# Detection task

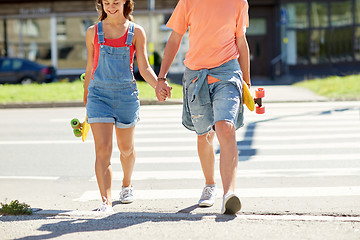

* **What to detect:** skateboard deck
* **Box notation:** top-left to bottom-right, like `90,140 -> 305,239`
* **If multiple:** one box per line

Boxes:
70,73 -> 90,142
71,116 -> 90,142
242,82 -> 265,114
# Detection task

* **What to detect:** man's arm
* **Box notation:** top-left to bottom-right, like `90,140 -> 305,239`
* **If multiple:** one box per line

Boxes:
155,31 -> 183,101
236,34 -> 251,88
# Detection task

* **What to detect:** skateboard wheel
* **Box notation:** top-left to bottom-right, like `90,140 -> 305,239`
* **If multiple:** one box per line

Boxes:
80,73 -> 85,81
73,129 -> 82,137
71,118 -> 81,129
255,88 -> 265,98
256,105 -> 265,114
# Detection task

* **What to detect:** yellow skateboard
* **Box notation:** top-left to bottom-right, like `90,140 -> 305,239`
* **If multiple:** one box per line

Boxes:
243,82 -> 265,114
70,73 -> 90,142
71,116 -> 90,142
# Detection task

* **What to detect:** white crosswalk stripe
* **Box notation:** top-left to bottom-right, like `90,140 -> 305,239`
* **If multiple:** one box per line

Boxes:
75,102 -> 360,202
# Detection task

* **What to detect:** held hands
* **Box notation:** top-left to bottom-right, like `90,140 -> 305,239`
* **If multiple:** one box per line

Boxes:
155,78 -> 172,102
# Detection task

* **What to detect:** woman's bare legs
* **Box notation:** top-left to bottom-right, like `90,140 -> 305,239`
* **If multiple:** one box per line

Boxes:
115,126 -> 136,188
91,123 -> 114,205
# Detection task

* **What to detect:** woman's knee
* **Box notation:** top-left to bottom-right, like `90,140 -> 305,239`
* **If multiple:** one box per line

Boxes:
95,141 -> 113,160
118,143 -> 135,158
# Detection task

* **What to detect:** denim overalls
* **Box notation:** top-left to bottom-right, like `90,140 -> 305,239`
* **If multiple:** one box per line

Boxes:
87,21 -> 140,128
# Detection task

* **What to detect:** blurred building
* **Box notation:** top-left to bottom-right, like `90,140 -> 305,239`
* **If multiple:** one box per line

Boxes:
0,0 -> 359,80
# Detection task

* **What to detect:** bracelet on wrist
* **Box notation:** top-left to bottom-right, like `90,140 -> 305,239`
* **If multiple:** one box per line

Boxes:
157,77 -> 167,81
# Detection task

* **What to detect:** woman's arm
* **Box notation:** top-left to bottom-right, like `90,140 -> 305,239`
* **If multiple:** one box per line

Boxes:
133,25 -> 158,89
83,26 -> 95,106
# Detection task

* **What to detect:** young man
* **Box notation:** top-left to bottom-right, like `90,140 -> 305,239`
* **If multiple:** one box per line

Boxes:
156,0 -> 251,214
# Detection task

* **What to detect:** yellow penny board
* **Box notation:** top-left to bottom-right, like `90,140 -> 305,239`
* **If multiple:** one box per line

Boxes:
82,116 -> 90,142
242,82 -> 255,111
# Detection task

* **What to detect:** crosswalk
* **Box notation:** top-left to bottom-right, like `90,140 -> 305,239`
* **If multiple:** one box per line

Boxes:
75,102 -> 360,203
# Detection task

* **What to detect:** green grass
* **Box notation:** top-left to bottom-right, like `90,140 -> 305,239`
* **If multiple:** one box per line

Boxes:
0,79 -> 183,104
0,200 -> 32,215
294,74 -> 360,101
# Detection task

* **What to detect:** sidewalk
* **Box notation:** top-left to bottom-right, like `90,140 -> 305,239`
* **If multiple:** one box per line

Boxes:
0,85 -> 327,109
254,85 -> 328,103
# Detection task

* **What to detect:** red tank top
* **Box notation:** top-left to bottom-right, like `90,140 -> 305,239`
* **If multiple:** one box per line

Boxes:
92,24 -> 136,78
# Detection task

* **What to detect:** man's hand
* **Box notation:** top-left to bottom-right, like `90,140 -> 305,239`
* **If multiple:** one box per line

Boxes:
155,79 -> 172,102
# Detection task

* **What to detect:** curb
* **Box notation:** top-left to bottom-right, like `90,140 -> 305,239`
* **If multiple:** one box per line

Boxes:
0,99 -> 183,109
32,209 -> 360,222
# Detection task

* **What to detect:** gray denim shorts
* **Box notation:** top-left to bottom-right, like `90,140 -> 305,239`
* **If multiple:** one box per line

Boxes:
184,80 -> 242,135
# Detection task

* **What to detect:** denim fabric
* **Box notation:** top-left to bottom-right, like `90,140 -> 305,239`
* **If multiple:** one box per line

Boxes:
182,59 -> 244,135
87,21 -> 139,128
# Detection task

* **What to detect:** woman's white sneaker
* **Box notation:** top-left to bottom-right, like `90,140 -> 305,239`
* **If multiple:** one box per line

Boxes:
96,198 -> 114,213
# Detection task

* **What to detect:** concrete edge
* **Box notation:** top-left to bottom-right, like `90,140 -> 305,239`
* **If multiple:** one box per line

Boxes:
31,209 -> 360,222
0,98 -> 346,109
0,99 -> 184,109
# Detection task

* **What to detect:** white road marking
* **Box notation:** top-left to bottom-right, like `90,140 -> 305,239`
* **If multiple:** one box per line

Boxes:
109,153 -> 360,164
90,168 -> 360,181
1,134 -> 358,145
74,186 -> 360,202
111,142 -> 359,152
0,176 -> 59,180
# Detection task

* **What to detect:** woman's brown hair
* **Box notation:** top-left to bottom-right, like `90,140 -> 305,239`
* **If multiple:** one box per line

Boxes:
96,0 -> 134,21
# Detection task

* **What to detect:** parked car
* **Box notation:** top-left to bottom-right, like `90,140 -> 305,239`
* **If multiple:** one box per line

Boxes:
0,57 -> 57,84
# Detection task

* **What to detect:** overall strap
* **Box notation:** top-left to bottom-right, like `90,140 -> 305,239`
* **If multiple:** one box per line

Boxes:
97,21 -> 105,44
125,22 -> 135,46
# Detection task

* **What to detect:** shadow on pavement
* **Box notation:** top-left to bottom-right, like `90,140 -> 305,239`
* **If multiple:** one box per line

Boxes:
0,209 -> 237,240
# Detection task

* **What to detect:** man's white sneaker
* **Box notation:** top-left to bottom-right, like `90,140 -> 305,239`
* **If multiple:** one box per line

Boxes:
221,192 -> 241,215
198,185 -> 216,207
120,186 -> 134,204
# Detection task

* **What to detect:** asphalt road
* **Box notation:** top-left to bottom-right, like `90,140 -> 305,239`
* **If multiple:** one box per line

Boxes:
0,102 -> 360,239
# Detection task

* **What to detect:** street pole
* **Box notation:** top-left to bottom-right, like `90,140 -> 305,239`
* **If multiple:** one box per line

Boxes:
148,0 -> 155,67
3,19 -> 8,57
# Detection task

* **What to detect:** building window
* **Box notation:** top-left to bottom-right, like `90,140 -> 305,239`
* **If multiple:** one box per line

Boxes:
310,29 -> 329,64
57,18 -> 67,41
311,2 -> 328,27
286,30 -> 308,65
329,27 -> 353,62
283,3 -> 309,65
355,27 -> 360,61
282,0 -> 359,66
330,1 -> 352,27
57,16 -> 97,69
247,18 -> 267,36
6,18 -> 51,65
287,3 -> 308,29
356,0 -> 360,24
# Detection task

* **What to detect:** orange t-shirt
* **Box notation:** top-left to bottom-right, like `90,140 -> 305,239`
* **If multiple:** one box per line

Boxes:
167,0 -> 249,83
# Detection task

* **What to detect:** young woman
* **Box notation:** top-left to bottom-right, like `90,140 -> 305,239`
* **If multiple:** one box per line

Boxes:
84,0 -> 165,212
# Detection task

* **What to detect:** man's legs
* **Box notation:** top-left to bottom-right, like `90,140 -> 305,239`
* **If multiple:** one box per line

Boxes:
214,120 -> 238,195
215,120 -> 241,214
197,131 -> 217,207
197,131 -> 216,185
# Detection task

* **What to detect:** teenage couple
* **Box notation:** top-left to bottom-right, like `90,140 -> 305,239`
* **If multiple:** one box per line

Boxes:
84,0 -> 251,215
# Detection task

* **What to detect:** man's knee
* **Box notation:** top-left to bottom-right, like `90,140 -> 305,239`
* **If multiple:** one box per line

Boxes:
215,120 -> 235,136
197,131 -> 215,145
